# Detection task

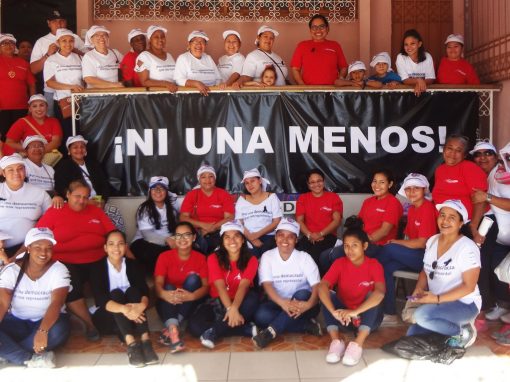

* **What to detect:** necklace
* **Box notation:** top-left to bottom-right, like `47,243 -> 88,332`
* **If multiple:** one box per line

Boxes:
1,56 -> 16,78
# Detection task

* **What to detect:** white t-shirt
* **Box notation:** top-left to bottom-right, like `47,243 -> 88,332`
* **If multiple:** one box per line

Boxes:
0,261 -> 70,321
235,193 -> 282,235
242,49 -> 288,86
396,52 -> 436,81
258,247 -> 320,299
43,52 -> 83,100
24,158 -> 55,192
174,51 -> 222,87
132,205 -> 173,245
31,32 -> 86,93
423,234 -> 481,310
217,53 -> 245,82
0,183 -> 52,248
82,48 -> 124,87
487,165 -> 510,245
135,51 -> 176,82
107,258 -> 130,292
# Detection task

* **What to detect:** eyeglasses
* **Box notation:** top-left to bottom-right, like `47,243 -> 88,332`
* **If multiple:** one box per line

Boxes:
310,24 -> 327,31
429,261 -> 438,280
472,150 -> 495,158
173,232 -> 193,240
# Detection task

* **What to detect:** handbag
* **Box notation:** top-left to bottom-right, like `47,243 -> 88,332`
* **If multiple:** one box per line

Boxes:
22,118 -> 63,167
58,97 -> 72,119
401,299 -> 420,324
494,251 -> 510,284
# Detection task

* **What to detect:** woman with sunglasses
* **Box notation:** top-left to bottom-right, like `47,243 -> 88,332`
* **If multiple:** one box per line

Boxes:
470,141 -> 510,335
154,222 -> 208,353
407,199 -> 481,348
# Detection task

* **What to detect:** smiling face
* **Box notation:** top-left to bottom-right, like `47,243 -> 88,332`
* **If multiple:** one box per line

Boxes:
224,34 -> 240,56
29,100 -> 48,120
189,37 -> 206,58
403,36 -> 422,59
222,230 -> 244,255
104,231 -> 127,262
199,171 -> 216,193
404,186 -> 426,205
437,206 -> 463,236
445,42 -> 463,61
472,150 -> 498,174
0,39 -> 16,57
371,172 -> 392,199
91,31 -> 109,50
261,69 -> 276,86
26,141 -> 46,164
130,34 -> 147,54
343,234 -> 368,266
57,35 -> 75,55
257,31 -> 275,53
149,30 -> 166,51
307,173 -> 325,196
275,229 -> 297,256
3,163 -> 25,190
443,137 -> 466,166
174,224 -> 195,252
68,141 -> 87,164
150,185 -> 167,205
28,239 -> 54,266
309,18 -> 328,42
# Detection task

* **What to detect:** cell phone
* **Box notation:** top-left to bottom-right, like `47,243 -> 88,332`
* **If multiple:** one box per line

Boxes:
406,295 -> 417,301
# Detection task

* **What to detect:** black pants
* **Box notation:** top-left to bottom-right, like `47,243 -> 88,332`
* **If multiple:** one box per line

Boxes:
130,238 -> 168,274
92,287 -> 149,340
0,109 -> 27,141
297,234 -> 338,270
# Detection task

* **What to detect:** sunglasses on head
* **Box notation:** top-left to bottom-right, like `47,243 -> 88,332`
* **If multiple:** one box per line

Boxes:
429,261 -> 438,280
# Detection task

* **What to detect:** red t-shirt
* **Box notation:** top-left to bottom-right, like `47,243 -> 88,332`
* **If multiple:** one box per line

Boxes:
36,204 -> 116,264
358,194 -> 403,245
180,187 -> 235,223
436,58 -> 480,85
207,253 -> 258,299
120,51 -> 143,87
0,56 -> 35,110
432,160 -> 487,219
4,116 -> 62,155
323,256 -> 385,310
290,40 -> 348,85
295,191 -> 343,234
154,249 -> 207,288
405,199 -> 438,239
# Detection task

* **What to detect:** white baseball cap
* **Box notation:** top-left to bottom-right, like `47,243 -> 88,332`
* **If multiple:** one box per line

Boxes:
255,25 -> 279,45
24,227 -> 57,247
398,173 -> 430,198
445,34 -> 464,45
241,168 -> 270,191
66,135 -> 88,149
223,30 -> 241,41
0,153 -> 25,169
28,94 -> 47,105
127,28 -> 146,43
370,52 -> 392,69
149,176 -> 169,190
436,199 -> 468,222
0,33 -> 16,45
85,25 -> 110,48
348,61 -> 367,75
0,232 -> 13,241
147,25 -> 167,40
196,164 -> 216,180
22,135 -> 48,150
188,30 -> 209,42
276,218 -> 300,236
469,141 -> 497,155
220,220 -> 245,236
55,28 -> 77,40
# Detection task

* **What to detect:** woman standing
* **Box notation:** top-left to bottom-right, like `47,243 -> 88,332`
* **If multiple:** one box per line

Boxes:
179,164 -> 234,254
237,26 -> 288,87
130,176 -> 178,274
235,168 -> 282,257
407,200 -> 481,348
154,222 -> 209,353
174,31 -> 222,96
0,227 -> 70,368
296,168 -> 343,266
437,34 -> 480,85
135,25 -> 177,92
0,33 -> 35,143
217,30 -> 245,86
82,25 -> 124,88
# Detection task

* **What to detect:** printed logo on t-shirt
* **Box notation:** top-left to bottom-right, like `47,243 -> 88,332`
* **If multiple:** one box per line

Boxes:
210,204 -> 222,209
359,281 -> 374,288
88,219 -> 101,224
414,221 -> 421,226
320,206 -> 332,212
445,179 -> 459,184
376,208 -> 385,213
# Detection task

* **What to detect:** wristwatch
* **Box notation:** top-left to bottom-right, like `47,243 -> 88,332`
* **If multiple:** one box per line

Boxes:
486,193 -> 493,203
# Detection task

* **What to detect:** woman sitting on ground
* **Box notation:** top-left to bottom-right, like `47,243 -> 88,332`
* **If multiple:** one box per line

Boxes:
189,221 -> 259,349
407,199 -> 481,349
90,230 -> 158,367
252,218 -> 322,349
154,222 -> 209,353
130,176 -> 178,274
0,227 -> 70,368
318,224 -> 385,366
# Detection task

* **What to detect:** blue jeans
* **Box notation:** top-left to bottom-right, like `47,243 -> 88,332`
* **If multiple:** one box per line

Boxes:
319,243 -> 381,275
407,301 -> 479,336
321,292 -> 383,334
157,273 -> 202,327
254,289 -> 319,335
248,234 -> 276,258
377,243 -> 424,315
0,313 -> 70,365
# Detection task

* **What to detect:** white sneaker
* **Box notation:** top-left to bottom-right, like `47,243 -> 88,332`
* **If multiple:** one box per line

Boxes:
326,339 -> 345,364
501,312 -> 510,324
485,305 -> 509,321
342,342 -> 363,366
24,351 -> 56,368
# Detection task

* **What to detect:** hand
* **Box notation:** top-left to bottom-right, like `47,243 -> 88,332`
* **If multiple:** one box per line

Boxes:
175,288 -> 194,302
332,309 -> 357,326
33,330 -> 49,354
414,291 -> 437,304
287,299 -> 309,318
309,232 -> 323,243
195,81 -> 210,96
47,43 -> 59,57
351,80 -> 364,89
162,289 -> 181,305
166,82 -> 178,93
123,303 -> 146,322
223,306 -> 245,327
231,81 -> 242,90
200,222 -> 217,235
385,81 -> 398,89
250,238 -> 263,248
165,236 -> 176,249
471,189 -> 487,204
413,78 -> 427,97
471,230 -> 486,248
217,82 -> 227,90
69,85 -> 84,92
51,196 -> 64,209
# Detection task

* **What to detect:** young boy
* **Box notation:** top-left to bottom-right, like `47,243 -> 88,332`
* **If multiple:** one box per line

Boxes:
367,52 -> 402,89
334,61 -> 369,89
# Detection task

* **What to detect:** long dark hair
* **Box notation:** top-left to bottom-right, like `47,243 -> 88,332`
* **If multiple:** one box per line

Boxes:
372,168 -> 397,194
215,231 -> 252,272
400,29 -> 427,63
136,189 -> 177,233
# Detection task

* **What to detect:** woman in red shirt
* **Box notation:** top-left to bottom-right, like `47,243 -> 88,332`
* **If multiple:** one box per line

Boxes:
154,222 -> 209,353
188,221 -> 259,348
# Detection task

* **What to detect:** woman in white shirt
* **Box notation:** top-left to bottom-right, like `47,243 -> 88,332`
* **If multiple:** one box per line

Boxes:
235,168 -> 282,257
82,25 -> 124,89
395,29 -> 435,97
174,30 -> 222,96
0,228 -> 70,367
407,200 -> 481,348
135,25 -> 177,93
217,30 -> 245,86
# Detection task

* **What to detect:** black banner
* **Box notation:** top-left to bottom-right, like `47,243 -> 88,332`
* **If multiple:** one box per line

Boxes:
78,91 -> 478,196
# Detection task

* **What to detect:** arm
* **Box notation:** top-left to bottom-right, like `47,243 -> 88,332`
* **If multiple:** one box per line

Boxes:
176,277 -> 209,302
45,77 -> 84,92
388,237 -> 427,249
225,72 -> 241,87
216,278 -> 251,327
245,217 -> 281,241
30,44 -> 59,74
351,282 -> 385,316
235,75 -> 254,88
4,138 -> 23,153
105,295 -> 149,323
472,189 -> 510,211
184,80 -> 210,96
137,68 -> 177,92
83,76 -> 124,88
291,67 -> 305,85
210,212 -> 234,233
0,288 -> 13,322
469,201 -> 487,245
368,221 -> 394,243
365,80 -> 383,89
154,275 -> 180,305
411,270 -> 429,296
45,135 -> 62,153
179,211 -> 213,233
